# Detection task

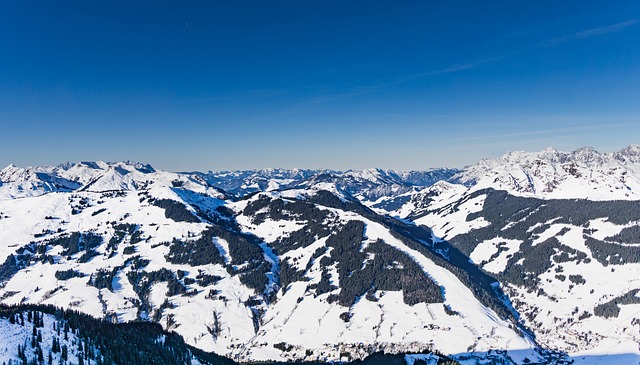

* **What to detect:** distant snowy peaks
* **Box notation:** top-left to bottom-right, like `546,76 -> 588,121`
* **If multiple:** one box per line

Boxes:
458,145 -> 640,200
345,168 -> 401,184
0,163 -> 36,182
614,144 -> 640,163
0,161 -> 167,200
487,145 -> 639,167
61,160 -> 155,173
2,145 -> 639,201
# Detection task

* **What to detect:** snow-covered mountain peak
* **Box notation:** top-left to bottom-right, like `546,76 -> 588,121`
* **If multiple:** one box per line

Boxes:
570,146 -> 604,166
614,144 -> 640,163
68,161 -> 108,170
455,145 -> 640,200
0,163 -> 36,182
55,160 -> 155,174
343,168 -> 401,185
425,180 -> 464,194
1,163 -> 18,171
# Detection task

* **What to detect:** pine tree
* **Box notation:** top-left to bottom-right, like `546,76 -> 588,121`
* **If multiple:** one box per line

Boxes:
61,345 -> 67,362
51,337 -> 59,353
37,345 -> 44,363
17,345 -> 24,360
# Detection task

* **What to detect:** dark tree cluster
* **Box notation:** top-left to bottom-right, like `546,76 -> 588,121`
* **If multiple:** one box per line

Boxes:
222,228 -> 270,293
69,195 -> 92,215
606,225 -> 640,244
313,269 -> 337,297
91,208 -> 107,216
122,246 -> 136,255
439,189 -> 640,288
584,235 -> 640,266
195,271 -> 223,287
498,237 -> 588,289
90,267 -> 124,291
127,269 -> 187,318
0,303 -> 235,365
47,232 -> 102,257
594,289 -> 640,319
449,189 -> 640,257
151,199 -> 200,223
164,221 -> 272,294
126,255 -> 150,270
0,253 -> 24,284
314,220 -> 443,307
78,249 -> 100,263
106,223 -> 141,253
164,227 -> 225,266
243,194 -> 332,232
278,260 -> 307,293
54,269 -> 85,281
568,274 -> 586,285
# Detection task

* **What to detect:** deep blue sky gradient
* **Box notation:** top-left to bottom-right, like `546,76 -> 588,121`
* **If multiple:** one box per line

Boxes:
1,1 -> 639,170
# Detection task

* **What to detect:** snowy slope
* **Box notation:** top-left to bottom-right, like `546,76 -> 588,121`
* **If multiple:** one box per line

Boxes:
408,187 -> 640,361
2,145 -> 640,364
0,310 -> 83,365
0,178 -> 541,363
0,305 -> 223,365
226,191 -> 538,362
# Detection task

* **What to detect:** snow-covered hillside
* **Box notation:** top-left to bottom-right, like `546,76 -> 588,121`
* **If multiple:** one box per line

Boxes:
0,178 -> 540,362
2,145 -> 640,364
406,187 -> 640,362
0,305 -> 227,365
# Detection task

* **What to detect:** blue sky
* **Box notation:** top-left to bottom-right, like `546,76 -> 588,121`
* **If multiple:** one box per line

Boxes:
1,1 -> 639,171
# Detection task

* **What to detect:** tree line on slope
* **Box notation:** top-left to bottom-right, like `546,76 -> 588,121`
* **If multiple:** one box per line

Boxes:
0,303 -> 234,365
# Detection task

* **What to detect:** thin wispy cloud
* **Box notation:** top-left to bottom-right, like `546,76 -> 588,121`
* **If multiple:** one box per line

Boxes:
446,119 -> 640,143
413,19 -> 640,79
287,19 -> 639,109
540,19 -> 640,47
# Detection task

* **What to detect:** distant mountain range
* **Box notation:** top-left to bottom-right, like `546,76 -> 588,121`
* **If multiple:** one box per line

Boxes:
1,145 -> 639,364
